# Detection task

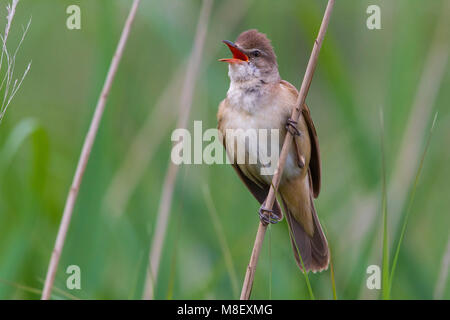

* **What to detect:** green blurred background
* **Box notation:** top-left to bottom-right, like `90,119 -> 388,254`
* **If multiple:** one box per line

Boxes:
0,0 -> 449,299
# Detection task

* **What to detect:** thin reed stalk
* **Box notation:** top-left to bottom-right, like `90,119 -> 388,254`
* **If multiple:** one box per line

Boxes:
239,0 -> 335,300
41,0 -> 141,300
142,0 -> 213,300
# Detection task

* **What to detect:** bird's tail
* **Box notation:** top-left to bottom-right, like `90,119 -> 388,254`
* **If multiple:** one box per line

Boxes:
281,195 -> 329,272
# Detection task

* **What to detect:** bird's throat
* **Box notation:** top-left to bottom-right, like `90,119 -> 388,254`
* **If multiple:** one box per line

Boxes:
226,78 -> 267,114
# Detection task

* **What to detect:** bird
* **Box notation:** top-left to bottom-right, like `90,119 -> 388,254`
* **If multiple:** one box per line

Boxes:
217,29 -> 329,272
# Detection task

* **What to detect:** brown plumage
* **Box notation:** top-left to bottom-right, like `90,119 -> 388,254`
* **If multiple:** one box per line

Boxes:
235,29 -> 277,65
217,29 -> 329,272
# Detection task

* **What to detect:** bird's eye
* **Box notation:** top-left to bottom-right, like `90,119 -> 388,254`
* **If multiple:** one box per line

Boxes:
252,50 -> 261,57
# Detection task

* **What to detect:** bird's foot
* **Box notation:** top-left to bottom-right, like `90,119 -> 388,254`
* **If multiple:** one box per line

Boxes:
286,118 -> 301,136
258,205 -> 280,225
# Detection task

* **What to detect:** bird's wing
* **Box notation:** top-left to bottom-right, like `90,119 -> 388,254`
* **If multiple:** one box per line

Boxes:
302,103 -> 321,198
279,80 -> 321,198
234,165 -> 284,221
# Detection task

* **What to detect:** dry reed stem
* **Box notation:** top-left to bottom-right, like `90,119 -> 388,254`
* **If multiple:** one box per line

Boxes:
102,0 -> 254,218
240,0 -> 335,300
142,0 -> 213,300
41,0 -> 141,300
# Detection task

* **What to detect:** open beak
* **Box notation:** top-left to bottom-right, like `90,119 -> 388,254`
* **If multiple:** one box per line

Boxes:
219,40 -> 248,64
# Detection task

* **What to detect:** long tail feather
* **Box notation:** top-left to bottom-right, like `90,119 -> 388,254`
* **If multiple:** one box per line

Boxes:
282,195 -> 329,272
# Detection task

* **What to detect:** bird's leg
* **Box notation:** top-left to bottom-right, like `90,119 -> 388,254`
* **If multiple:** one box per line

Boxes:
259,204 -> 280,225
286,118 -> 305,168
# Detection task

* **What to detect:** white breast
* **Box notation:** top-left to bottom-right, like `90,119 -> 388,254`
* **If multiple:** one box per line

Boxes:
222,82 -> 301,184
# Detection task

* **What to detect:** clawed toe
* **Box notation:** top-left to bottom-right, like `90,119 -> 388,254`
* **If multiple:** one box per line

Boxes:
286,118 -> 301,136
258,206 -> 280,225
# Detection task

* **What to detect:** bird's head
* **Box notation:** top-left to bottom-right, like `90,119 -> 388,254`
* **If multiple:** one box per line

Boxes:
220,29 -> 280,83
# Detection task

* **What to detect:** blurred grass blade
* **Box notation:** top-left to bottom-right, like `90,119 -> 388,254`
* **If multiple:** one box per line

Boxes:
380,109 -> 390,300
0,117 -> 49,198
389,112 -> 438,292
166,234 -> 179,300
0,277 -> 80,300
285,211 -> 315,300
45,284 -> 81,300
434,234 -> 450,299
330,253 -> 337,300
342,216 -> 378,299
0,278 -> 41,298
322,223 -> 337,299
167,172 -> 187,300
202,184 -> 239,299
128,252 -> 144,300
0,118 -> 40,168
